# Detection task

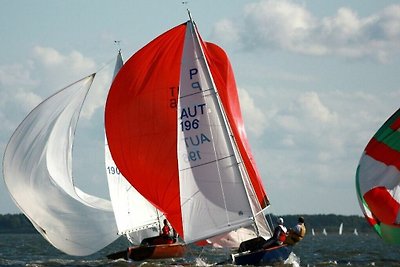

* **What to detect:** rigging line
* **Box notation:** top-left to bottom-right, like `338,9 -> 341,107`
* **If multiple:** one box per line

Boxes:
179,87 -> 213,99
96,55 -> 117,75
267,213 -> 275,231
93,44 -> 123,76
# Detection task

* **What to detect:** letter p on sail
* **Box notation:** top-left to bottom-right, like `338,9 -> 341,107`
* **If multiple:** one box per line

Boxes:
189,68 -> 198,79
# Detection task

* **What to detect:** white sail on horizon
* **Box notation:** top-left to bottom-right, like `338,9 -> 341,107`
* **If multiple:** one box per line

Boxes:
323,228 -> 328,236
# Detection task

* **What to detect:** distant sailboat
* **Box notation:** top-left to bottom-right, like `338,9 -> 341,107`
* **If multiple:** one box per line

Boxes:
339,223 -> 343,235
354,228 -> 359,236
323,228 -> 328,236
311,228 -> 315,236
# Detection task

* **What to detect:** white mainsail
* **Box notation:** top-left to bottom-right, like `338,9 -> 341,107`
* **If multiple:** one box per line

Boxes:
105,51 -> 161,244
177,17 -> 271,244
3,74 -> 119,256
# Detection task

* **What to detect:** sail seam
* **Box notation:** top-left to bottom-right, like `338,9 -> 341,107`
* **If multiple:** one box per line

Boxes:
179,87 -> 214,99
178,154 -> 236,171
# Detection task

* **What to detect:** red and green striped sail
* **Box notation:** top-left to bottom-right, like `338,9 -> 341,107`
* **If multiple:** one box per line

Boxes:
356,108 -> 400,243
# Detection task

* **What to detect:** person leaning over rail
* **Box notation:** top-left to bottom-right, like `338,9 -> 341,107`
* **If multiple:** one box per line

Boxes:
262,217 -> 288,249
284,216 -> 306,245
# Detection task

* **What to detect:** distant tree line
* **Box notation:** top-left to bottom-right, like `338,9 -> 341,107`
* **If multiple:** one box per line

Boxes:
267,214 -> 373,235
0,214 -> 36,234
0,213 -> 373,235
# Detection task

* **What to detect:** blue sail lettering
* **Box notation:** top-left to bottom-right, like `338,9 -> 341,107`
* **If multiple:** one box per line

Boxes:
189,68 -> 198,79
200,133 -> 210,144
192,81 -> 201,90
180,104 -> 206,119
189,68 -> 202,90
184,133 -> 211,148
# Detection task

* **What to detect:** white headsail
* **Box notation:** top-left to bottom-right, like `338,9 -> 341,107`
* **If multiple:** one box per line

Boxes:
3,74 -> 118,256
105,51 -> 162,244
177,18 -> 270,244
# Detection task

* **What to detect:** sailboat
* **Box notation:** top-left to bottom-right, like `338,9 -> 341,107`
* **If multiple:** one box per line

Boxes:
105,11 -> 292,265
356,107 -> 400,244
2,50 -> 184,260
353,228 -> 359,236
322,228 -> 328,236
105,52 -> 186,261
339,223 -> 343,235
311,228 -> 315,236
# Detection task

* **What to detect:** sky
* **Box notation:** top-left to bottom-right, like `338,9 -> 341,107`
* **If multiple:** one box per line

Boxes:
1,0 -> 400,217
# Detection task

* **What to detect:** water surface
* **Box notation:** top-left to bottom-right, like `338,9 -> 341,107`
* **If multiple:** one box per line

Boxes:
1,233 -> 399,266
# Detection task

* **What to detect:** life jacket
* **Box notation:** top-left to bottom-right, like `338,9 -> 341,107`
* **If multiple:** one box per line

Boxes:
298,224 -> 306,239
278,225 -> 287,243
162,225 -> 170,236
291,224 -> 306,242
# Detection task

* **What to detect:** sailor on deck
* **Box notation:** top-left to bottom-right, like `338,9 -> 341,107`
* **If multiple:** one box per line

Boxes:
284,216 -> 306,245
161,219 -> 171,237
262,217 -> 287,249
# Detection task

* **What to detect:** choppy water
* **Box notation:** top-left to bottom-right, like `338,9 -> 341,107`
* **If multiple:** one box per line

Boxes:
1,233 -> 400,266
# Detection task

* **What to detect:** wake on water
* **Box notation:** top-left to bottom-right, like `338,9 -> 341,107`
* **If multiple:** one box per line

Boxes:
285,252 -> 301,267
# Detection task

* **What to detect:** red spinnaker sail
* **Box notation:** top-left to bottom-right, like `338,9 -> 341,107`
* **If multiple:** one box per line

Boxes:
105,22 -> 268,237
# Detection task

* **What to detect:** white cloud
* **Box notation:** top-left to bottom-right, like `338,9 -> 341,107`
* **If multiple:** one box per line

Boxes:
0,47 -> 116,212
213,19 -> 240,44
33,46 -> 65,66
0,46 -> 111,146
212,0 -> 400,62
32,46 -> 97,80
14,90 -> 42,112
269,91 -> 337,136
243,0 -> 315,52
0,46 -> 111,131
239,87 -> 268,137
379,5 -> 400,40
0,64 -> 37,88
297,91 -> 337,123
30,46 -> 110,120
240,83 -> 399,214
